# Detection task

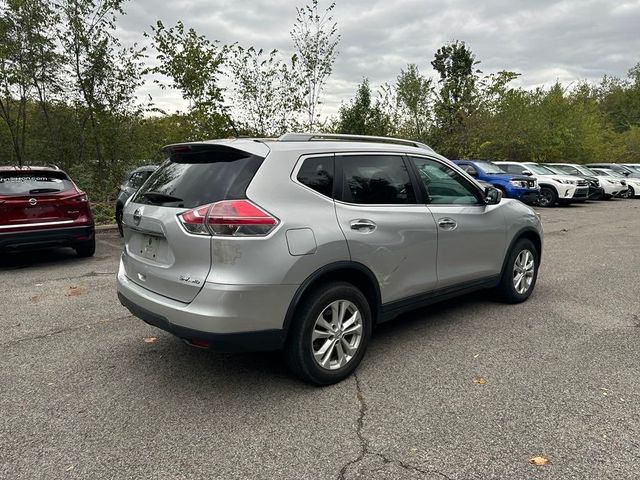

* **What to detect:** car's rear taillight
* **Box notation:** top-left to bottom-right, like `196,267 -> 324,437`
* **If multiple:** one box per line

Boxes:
64,192 -> 88,203
178,200 -> 278,237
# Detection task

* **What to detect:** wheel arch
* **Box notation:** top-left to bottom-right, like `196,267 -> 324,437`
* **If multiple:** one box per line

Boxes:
283,261 -> 381,339
501,227 -> 543,276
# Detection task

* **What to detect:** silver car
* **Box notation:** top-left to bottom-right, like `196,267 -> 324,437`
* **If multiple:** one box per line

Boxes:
117,134 -> 543,385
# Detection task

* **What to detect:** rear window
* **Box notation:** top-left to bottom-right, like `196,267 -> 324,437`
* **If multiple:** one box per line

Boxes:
132,146 -> 264,208
0,171 -> 74,196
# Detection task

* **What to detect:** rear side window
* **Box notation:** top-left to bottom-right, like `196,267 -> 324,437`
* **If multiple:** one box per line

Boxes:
133,146 -> 264,208
0,171 -> 74,196
339,155 -> 416,204
127,171 -> 150,190
297,156 -> 334,197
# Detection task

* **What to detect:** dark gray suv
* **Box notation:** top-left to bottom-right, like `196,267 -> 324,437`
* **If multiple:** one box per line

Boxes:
117,134 -> 543,384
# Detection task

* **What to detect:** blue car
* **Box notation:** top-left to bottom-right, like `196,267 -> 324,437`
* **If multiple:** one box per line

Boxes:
454,160 -> 540,205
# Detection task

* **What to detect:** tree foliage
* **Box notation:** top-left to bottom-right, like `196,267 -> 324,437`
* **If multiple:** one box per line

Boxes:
290,0 -> 340,130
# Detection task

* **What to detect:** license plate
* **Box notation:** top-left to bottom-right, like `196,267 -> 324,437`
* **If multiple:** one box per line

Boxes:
140,235 -> 160,260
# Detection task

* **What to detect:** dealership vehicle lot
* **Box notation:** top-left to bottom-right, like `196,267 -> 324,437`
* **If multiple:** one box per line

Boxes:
1,201 -> 640,479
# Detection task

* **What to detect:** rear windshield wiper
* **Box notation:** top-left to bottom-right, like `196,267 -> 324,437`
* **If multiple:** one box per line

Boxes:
140,191 -> 184,204
29,188 -> 61,194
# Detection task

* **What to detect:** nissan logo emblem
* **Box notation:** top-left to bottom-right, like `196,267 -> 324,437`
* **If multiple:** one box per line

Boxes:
29,198 -> 37,206
133,208 -> 142,226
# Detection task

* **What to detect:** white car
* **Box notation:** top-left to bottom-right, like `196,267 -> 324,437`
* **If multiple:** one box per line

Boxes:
591,168 -> 640,198
495,161 -> 589,207
548,163 -> 624,199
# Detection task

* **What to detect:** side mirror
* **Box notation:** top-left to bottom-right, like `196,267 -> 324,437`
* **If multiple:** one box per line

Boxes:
522,170 -> 533,176
485,187 -> 502,205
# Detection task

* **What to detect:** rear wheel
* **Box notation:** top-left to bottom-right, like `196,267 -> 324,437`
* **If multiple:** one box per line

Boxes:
116,207 -> 124,237
75,238 -> 96,258
538,187 -> 557,207
494,239 -> 539,304
285,282 -> 372,385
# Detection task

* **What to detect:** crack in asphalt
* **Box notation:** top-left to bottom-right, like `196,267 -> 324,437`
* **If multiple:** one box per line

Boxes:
337,374 -> 454,480
1,314 -> 133,347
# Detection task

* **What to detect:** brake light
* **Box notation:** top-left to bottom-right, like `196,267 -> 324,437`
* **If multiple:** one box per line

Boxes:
178,200 -> 278,236
64,193 -> 88,203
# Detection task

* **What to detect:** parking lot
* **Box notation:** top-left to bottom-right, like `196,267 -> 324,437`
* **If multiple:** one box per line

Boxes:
1,199 -> 639,480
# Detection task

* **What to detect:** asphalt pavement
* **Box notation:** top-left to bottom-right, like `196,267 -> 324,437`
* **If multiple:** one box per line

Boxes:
1,199 -> 639,480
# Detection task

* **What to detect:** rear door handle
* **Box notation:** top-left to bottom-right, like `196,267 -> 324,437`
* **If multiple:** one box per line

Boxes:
350,219 -> 376,232
437,217 -> 457,231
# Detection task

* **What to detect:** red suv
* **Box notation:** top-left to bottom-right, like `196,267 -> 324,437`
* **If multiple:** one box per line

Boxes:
0,166 -> 95,256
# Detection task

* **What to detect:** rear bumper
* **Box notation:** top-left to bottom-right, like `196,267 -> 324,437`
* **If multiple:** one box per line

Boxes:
116,259 -> 297,351
0,224 -> 94,251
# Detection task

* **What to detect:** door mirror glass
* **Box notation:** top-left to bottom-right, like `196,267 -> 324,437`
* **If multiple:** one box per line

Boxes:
485,187 -> 502,205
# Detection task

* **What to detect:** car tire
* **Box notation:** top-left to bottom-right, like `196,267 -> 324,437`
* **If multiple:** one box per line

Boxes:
285,282 -> 372,386
75,238 -> 96,258
538,187 -> 557,207
494,238 -> 539,304
116,207 -> 124,237
628,186 -> 635,198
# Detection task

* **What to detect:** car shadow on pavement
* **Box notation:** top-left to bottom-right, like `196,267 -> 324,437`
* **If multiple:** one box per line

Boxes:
115,292 -> 494,392
0,247 -> 83,270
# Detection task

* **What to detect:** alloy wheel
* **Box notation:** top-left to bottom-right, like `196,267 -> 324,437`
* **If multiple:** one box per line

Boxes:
513,249 -> 535,294
311,300 -> 363,370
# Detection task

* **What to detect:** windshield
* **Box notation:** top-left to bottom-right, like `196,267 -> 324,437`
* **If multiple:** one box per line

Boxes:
544,165 -> 570,175
625,165 -> 640,173
475,161 -> 507,174
527,164 -> 556,175
604,170 -> 626,178
576,165 -> 599,176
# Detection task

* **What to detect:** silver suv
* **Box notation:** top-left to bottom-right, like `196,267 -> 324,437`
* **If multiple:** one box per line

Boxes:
117,134 -> 543,385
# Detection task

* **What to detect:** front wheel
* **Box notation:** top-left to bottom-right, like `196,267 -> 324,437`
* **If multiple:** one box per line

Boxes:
285,282 -> 372,385
628,186 -> 635,198
538,187 -> 557,207
494,239 -> 539,304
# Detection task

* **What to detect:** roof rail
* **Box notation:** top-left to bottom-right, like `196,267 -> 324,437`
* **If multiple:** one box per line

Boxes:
278,133 -> 433,151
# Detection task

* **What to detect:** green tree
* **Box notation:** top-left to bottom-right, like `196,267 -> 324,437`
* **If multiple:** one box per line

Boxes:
290,0 -> 340,130
335,79 -> 394,136
58,0 -> 146,193
0,0 -> 61,166
396,64 -> 432,139
430,40 -> 481,157
148,20 -> 229,138
229,47 -> 303,136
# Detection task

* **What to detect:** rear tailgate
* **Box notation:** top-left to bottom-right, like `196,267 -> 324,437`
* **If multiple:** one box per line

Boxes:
121,141 -> 269,304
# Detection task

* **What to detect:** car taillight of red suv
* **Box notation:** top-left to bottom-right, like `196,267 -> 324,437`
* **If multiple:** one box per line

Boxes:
0,166 -> 95,257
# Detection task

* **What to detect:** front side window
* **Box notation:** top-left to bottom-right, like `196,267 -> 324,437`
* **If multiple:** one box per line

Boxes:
411,157 -> 481,205
339,155 -> 415,204
297,156 -> 334,198
127,171 -> 148,189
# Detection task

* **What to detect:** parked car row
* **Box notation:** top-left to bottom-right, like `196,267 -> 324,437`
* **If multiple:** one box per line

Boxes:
453,159 -> 640,207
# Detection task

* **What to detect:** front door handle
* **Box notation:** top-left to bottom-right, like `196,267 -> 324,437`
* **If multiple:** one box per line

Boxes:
437,217 -> 457,231
350,219 -> 376,233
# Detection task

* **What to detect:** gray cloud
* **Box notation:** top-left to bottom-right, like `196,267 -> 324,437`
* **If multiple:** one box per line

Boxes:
116,0 -> 640,116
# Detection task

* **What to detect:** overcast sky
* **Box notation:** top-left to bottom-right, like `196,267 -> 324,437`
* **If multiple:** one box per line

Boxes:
117,0 -> 640,117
